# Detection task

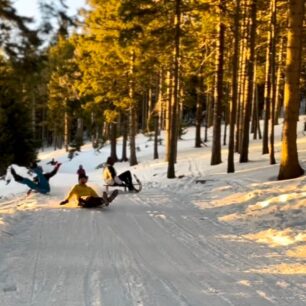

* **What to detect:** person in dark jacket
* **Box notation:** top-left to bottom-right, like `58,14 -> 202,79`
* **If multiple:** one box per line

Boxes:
103,157 -> 135,191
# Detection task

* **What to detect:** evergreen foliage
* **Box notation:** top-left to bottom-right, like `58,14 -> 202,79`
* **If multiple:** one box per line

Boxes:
0,81 -> 36,175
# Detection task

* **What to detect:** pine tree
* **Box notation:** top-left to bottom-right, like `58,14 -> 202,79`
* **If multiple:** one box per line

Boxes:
278,0 -> 304,180
211,0 -> 226,166
0,60 -> 36,174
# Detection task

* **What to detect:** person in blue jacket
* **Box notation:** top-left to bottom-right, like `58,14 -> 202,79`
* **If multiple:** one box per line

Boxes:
10,162 -> 52,194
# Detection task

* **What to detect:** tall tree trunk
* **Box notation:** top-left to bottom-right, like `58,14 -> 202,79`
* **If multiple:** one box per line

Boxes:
64,108 -> 69,152
110,123 -> 118,161
240,0 -> 257,162
207,86 -> 214,127
158,69 -> 166,131
31,91 -> 36,140
269,0 -> 277,165
236,5 -> 248,153
278,0 -> 304,180
211,0 -> 225,166
195,76 -> 204,147
227,0 -> 240,173
41,105 -> 46,151
121,114 -> 128,161
153,115 -> 159,159
262,3 -> 272,155
253,83 -> 262,140
167,0 -> 181,178
129,51 -> 138,166
275,37 -> 285,124
142,92 -> 148,132
204,93 -> 209,143
144,86 -> 152,132
75,117 -> 84,150
223,108 -> 228,146
251,58 -> 257,136
165,68 -> 173,162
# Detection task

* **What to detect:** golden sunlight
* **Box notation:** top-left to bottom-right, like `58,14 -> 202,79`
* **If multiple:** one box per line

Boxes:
246,263 -> 306,275
287,246 -> 306,258
243,228 -> 306,248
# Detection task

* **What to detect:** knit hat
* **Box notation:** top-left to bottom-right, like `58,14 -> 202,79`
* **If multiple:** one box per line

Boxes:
78,173 -> 88,180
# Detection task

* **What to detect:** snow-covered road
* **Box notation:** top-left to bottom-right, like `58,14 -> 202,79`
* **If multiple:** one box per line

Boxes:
1,189 -> 305,306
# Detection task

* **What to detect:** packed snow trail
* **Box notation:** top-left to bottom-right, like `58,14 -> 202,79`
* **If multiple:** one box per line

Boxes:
0,190 -> 305,306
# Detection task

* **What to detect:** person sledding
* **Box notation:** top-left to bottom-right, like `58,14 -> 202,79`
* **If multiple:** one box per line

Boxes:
59,173 -> 119,208
10,161 -> 60,195
103,157 -> 136,192
31,161 -> 61,182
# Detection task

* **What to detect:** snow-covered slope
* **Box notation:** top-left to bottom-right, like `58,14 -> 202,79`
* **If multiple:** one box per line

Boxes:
0,124 -> 305,305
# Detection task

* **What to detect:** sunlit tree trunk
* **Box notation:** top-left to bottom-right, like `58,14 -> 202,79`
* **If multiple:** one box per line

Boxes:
167,0 -> 181,178
278,0 -> 304,180
211,0 -> 225,165
269,0 -> 277,165
252,77 -> 262,140
165,68 -> 173,162
262,1 -> 272,155
240,0 -> 257,162
227,0 -> 240,173
235,4 -> 247,153
251,58 -> 257,136
129,51 -> 138,166
275,37 -> 285,124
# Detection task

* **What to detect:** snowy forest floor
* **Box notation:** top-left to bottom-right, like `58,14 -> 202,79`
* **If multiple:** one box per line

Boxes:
0,124 -> 305,306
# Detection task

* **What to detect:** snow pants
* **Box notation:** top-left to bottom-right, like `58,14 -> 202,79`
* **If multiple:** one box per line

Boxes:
78,197 -> 105,208
118,171 -> 134,191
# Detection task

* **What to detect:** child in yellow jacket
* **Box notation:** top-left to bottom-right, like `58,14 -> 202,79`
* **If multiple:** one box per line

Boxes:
60,174 -> 118,207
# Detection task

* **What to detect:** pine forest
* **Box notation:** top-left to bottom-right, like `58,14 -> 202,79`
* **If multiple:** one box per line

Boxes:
0,0 -> 305,180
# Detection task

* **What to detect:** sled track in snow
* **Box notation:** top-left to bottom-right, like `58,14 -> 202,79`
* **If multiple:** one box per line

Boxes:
132,190 -> 306,305
0,191 -> 305,306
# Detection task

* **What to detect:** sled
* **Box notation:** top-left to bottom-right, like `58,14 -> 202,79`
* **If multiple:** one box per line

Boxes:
104,174 -> 142,193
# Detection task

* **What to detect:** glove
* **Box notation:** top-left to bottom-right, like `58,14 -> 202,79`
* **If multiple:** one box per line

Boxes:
60,199 -> 68,205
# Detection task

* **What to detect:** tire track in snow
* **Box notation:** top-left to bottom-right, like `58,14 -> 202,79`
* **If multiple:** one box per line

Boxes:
108,194 -> 237,306
1,191 -> 305,306
132,191 -> 305,305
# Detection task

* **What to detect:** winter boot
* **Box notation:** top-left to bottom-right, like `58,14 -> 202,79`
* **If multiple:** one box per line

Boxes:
108,189 -> 119,203
78,198 -> 86,207
102,191 -> 109,206
10,167 -> 23,182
